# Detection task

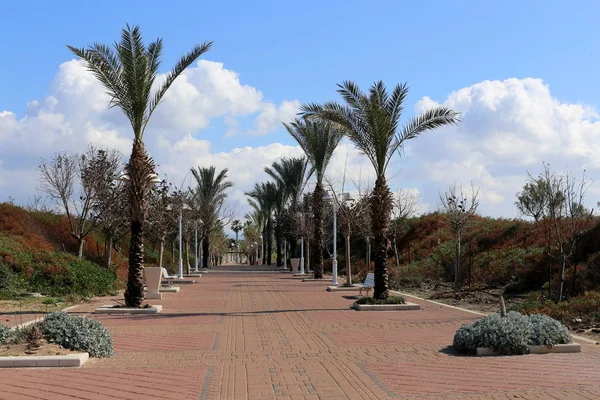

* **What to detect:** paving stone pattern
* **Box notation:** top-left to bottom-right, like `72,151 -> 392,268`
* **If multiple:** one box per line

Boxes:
1,266 -> 600,399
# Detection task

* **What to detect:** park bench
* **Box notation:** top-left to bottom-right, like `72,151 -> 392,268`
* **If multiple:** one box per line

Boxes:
355,272 -> 375,296
161,267 -> 178,286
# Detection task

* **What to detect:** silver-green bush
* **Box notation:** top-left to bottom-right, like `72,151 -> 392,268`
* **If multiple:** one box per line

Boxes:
42,312 -> 114,358
0,323 -> 10,344
454,311 -> 573,355
528,314 -> 572,346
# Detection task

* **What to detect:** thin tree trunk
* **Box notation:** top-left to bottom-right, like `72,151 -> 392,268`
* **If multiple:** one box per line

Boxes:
312,182 -> 325,278
171,240 -> 175,264
76,237 -> 85,259
345,235 -> 352,286
306,239 -> 311,272
158,238 -> 165,269
558,255 -> 567,302
372,176 -> 393,299
185,239 -> 191,274
104,234 -> 113,268
455,230 -> 461,290
393,237 -> 400,269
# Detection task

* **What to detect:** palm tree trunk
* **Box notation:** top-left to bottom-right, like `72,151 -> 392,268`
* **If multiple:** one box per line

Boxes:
311,182 -> 325,278
371,176 -> 393,299
124,139 -> 154,308
267,219 -> 274,265
202,235 -> 210,268
290,237 -> 298,259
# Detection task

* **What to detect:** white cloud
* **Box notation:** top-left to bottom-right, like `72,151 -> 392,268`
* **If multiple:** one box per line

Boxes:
409,77 -> 600,217
2,62 -> 600,228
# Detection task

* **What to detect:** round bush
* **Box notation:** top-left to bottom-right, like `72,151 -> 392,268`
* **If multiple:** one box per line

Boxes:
453,311 -> 572,355
454,311 -> 533,355
528,314 -> 571,346
42,312 -> 114,358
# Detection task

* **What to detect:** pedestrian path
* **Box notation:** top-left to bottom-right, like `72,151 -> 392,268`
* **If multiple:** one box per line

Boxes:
1,266 -> 600,399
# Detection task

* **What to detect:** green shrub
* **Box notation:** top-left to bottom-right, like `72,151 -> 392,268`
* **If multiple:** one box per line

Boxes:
42,312 -> 114,358
453,311 -> 572,355
515,291 -> 600,328
355,296 -> 406,305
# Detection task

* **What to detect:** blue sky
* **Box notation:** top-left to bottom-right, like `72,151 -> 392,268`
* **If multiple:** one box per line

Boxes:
2,0 -> 599,118
1,0 -> 600,218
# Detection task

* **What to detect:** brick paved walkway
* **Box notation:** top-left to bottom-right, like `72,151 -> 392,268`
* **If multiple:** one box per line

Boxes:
1,266 -> 600,399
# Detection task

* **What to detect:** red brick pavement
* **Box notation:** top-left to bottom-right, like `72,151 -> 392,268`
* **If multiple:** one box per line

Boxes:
1,266 -> 599,399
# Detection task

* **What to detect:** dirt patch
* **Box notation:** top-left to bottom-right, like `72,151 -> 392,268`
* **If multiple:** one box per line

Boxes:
0,340 -> 77,357
0,299 -> 69,315
399,286 -> 600,344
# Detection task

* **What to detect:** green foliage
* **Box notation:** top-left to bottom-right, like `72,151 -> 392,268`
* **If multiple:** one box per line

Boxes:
514,291 -> 600,327
355,296 -> 405,305
42,312 -> 114,358
453,311 -> 572,355
0,234 -> 117,299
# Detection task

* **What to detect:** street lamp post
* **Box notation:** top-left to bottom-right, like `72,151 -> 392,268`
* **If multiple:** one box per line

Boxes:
323,191 -> 353,286
253,242 -> 258,265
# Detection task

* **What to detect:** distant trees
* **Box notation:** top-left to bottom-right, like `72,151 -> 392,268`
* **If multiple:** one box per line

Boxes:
190,166 -> 234,268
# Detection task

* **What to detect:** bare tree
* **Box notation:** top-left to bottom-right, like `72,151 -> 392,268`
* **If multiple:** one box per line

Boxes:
38,149 -> 91,257
538,163 -> 594,302
147,180 -> 177,269
25,192 -> 50,212
439,183 -> 479,289
390,189 -> 419,268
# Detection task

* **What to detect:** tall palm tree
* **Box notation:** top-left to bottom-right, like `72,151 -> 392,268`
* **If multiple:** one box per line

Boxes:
265,157 -> 311,266
231,219 -> 243,263
68,25 -> 212,307
283,120 -> 343,279
246,182 -> 279,265
301,81 -> 460,298
191,166 -> 234,268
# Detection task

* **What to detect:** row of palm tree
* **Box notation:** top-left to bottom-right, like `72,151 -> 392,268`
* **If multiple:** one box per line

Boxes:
270,82 -> 461,299
244,157 -> 311,266
72,23 -> 460,306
